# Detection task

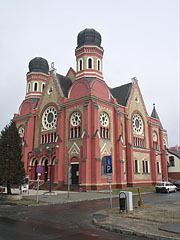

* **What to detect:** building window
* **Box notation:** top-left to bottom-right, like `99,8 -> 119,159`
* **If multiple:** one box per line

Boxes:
101,156 -> 107,176
41,132 -> 56,144
97,59 -> 101,71
34,82 -> 38,91
153,132 -> 158,150
70,112 -> 81,139
169,156 -> 175,167
42,83 -> 45,92
88,58 -> 92,69
163,138 -> 167,149
133,137 -> 145,148
157,162 -> 161,174
100,112 -> 110,139
134,159 -> 139,173
79,59 -> 83,71
27,82 -> 31,93
142,160 -> 150,173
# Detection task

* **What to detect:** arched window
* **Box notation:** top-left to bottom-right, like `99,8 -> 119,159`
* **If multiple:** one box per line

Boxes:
70,112 -> 81,139
27,83 -> 31,93
42,83 -> 45,92
71,128 -> 74,138
99,112 -> 110,139
97,59 -> 101,71
34,82 -> 38,91
79,59 -> 83,71
153,132 -> 158,150
88,58 -> 92,69
101,157 -> 106,176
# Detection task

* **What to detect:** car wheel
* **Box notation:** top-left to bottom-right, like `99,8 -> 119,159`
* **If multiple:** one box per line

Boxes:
167,189 -> 170,193
174,188 -> 177,193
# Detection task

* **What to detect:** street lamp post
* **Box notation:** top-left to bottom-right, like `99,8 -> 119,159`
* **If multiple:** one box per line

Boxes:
46,145 -> 59,193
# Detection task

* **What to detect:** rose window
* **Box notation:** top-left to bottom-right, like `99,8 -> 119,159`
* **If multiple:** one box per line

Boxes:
42,106 -> 57,130
132,114 -> 144,135
70,112 -> 81,126
100,112 -> 109,127
18,126 -> 24,138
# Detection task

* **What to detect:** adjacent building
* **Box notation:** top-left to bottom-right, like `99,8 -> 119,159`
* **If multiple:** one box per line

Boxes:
167,147 -> 180,180
14,28 -> 168,190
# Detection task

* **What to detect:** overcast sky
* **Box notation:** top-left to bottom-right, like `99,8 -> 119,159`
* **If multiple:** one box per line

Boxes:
0,0 -> 179,147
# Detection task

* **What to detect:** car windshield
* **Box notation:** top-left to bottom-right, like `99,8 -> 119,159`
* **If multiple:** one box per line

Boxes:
157,183 -> 164,186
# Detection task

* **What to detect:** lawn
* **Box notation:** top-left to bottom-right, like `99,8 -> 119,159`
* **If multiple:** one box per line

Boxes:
106,186 -> 156,195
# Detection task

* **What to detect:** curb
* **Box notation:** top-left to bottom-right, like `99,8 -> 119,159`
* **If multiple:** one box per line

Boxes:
92,219 -> 180,240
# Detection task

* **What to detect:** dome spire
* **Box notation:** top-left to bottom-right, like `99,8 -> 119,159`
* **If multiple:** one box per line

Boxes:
77,28 -> 102,48
75,28 -> 104,80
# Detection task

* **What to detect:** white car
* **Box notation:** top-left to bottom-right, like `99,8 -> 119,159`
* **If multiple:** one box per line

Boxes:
155,182 -> 177,193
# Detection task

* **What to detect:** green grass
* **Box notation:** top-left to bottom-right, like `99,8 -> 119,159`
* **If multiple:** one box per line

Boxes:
105,186 -> 156,195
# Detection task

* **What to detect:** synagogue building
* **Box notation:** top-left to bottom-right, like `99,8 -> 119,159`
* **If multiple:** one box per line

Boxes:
14,28 -> 168,190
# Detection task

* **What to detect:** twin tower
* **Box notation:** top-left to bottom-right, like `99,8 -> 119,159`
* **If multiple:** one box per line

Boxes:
25,28 -> 104,100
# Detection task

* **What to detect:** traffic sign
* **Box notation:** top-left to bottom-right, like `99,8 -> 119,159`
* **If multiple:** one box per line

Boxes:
107,174 -> 112,183
106,165 -> 112,174
106,156 -> 112,165
36,166 -> 42,173
105,156 -> 112,174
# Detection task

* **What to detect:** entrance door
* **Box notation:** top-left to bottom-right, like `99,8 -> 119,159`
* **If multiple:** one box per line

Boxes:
72,164 -> 79,184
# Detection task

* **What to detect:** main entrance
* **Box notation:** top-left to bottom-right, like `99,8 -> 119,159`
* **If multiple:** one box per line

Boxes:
71,164 -> 79,184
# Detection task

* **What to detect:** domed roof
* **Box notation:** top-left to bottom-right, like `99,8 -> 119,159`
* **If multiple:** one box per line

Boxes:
77,28 -> 102,48
29,57 -> 49,74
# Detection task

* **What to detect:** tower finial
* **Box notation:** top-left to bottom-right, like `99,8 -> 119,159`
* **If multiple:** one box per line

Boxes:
49,62 -> 56,73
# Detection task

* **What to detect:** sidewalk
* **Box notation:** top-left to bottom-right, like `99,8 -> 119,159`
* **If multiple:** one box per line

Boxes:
8,188 -> 111,204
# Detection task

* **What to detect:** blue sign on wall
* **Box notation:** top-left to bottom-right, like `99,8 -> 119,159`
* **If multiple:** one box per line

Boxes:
105,156 -> 112,174
106,156 -> 112,165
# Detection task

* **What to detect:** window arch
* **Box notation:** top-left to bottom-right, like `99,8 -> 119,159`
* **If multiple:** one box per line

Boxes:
97,59 -> 101,71
27,82 -> 31,93
87,57 -> 93,69
78,59 -> 83,71
33,82 -> 38,91
153,131 -> 158,150
132,112 -> 145,147
42,83 -> 45,92
101,156 -> 107,176
70,111 -> 81,139
99,112 -> 110,139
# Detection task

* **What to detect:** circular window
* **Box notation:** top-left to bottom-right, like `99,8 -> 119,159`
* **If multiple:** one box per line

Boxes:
70,112 -> 81,126
132,114 -> 144,135
100,112 -> 109,127
18,126 -> 24,138
42,106 -> 57,130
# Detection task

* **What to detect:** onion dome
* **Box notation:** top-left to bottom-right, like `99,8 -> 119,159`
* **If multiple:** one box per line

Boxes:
29,57 -> 49,74
77,28 -> 102,48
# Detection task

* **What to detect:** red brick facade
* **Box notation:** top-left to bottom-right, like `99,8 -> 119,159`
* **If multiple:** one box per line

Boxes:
14,29 -> 168,191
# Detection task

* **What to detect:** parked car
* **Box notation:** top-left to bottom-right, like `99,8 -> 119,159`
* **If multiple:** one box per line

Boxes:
173,180 -> 180,190
155,182 -> 177,193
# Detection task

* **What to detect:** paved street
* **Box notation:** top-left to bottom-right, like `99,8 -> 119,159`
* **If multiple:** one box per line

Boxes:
0,191 -> 179,240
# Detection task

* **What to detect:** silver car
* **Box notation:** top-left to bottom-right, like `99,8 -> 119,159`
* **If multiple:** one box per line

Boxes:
155,182 -> 177,193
